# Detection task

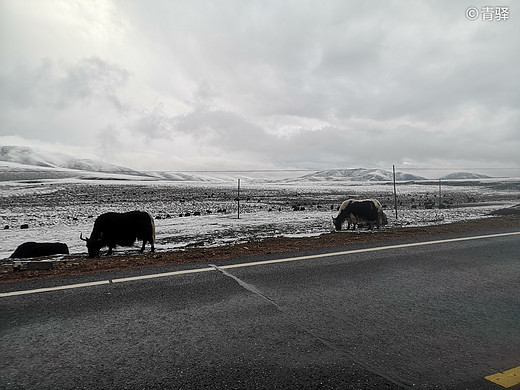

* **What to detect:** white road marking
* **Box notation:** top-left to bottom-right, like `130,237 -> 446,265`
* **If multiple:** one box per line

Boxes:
218,231 -> 520,270
111,267 -> 215,284
0,280 -> 111,297
1,231 -> 519,298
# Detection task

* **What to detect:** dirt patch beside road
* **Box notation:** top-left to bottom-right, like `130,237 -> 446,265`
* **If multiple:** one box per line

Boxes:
2,214 -> 519,284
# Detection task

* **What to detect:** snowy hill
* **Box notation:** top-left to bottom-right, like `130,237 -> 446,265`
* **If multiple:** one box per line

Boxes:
440,172 -> 491,180
0,159 -> 160,182
0,146 -> 213,182
0,149 -> 430,182
296,168 -> 426,182
0,145 -> 55,168
0,146 -> 145,176
2,146 -> 498,183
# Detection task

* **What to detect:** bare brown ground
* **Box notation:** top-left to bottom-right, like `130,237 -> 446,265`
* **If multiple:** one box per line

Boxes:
2,214 -> 519,284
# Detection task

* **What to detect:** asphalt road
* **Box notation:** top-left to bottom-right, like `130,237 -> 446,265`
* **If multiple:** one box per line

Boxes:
1,229 -> 519,389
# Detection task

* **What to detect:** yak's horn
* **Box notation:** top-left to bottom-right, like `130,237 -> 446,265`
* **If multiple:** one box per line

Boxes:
80,233 -> 88,241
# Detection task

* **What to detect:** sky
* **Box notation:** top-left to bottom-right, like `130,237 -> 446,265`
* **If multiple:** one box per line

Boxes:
0,0 -> 519,175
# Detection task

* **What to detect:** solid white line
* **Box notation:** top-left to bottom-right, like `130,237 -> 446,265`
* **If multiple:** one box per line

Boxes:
112,267 -> 214,283
0,268 -> 215,298
1,231 -> 519,298
218,231 -> 520,270
0,280 -> 110,297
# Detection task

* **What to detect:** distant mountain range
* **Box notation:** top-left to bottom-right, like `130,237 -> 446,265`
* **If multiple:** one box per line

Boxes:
0,146 -> 211,181
297,168 -> 425,181
0,145 -> 144,176
439,172 -> 490,180
0,145 -> 494,182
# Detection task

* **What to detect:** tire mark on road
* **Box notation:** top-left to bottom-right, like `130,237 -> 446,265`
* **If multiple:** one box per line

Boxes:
210,263 -> 415,389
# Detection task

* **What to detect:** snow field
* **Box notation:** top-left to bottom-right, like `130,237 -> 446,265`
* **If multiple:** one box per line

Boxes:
1,179 -> 518,261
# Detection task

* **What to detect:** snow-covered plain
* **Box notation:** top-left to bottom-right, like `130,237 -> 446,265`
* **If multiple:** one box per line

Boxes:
1,176 -> 519,261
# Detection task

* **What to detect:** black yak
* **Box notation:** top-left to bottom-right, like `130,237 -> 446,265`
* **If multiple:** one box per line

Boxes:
81,211 -> 155,258
333,199 -> 387,231
10,242 -> 69,258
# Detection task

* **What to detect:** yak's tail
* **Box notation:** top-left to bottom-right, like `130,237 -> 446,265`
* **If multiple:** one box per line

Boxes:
148,212 -> 156,245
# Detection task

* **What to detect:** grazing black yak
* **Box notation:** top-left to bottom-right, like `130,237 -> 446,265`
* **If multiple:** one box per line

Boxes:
81,211 -> 155,257
333,199 -> 387,230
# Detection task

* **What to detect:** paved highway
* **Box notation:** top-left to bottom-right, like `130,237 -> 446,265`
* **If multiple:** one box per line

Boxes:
1,230 -> 519,389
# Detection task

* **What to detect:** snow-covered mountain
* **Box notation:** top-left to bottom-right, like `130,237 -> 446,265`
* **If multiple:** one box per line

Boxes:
439,172 -> 491,180
0,146 -> 144,175
296,168 -> 426,182
0,146 -> 212,182
1,146 -> 498,183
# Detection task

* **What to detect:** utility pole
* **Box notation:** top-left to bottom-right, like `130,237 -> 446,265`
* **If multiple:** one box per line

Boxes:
393,165 -> 398,220
237,178 -> 241,219
438,179 -> 442,208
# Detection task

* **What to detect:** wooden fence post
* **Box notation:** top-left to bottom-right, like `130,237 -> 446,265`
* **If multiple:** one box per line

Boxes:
237,178 -> 240,219
393,165 -> 398,220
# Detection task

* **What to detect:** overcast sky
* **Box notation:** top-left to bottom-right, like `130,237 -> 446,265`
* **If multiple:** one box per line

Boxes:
1,0 -> 519,174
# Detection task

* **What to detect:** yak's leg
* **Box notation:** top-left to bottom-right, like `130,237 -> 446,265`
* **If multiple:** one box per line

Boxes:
107,246 -> 113,255
140,240 -> 155,252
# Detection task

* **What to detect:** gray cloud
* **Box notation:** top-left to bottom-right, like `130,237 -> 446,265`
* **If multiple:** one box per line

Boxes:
0,57 -> 130,143
1,0 -> 518,173
0,57 -> 129,110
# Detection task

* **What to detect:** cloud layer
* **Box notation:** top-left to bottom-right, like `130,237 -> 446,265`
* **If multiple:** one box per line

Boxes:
1,0 -> 519,173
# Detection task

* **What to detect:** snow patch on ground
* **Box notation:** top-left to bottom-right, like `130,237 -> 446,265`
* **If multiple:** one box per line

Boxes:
1,178 -> 519,261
